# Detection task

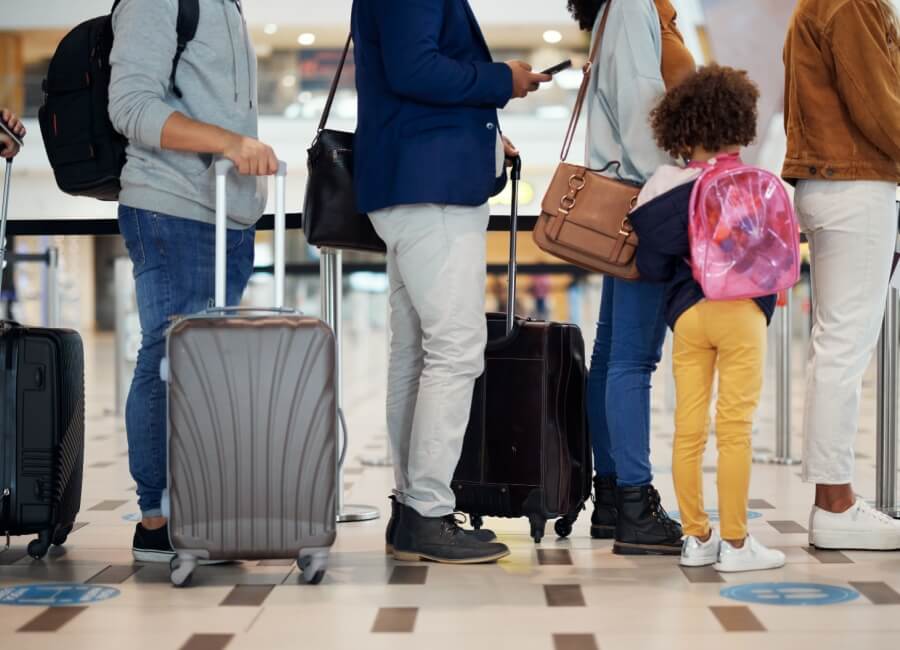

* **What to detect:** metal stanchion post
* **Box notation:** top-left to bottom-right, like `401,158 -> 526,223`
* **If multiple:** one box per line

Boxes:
320,248 -> 380,523
755,289 -> 801,465
44,246 -> 60,328
876,285 -> 900,518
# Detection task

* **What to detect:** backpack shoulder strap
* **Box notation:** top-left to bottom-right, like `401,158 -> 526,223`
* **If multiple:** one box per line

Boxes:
171,0 -> 200,98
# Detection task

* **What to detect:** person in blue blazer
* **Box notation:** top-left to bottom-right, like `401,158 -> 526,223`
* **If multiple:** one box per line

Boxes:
352,0 -> 548,565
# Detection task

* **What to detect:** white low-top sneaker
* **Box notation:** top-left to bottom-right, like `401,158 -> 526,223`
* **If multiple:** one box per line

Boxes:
680,530 -> 721,567
714,535 -> 785,573
809,498 -> 900,551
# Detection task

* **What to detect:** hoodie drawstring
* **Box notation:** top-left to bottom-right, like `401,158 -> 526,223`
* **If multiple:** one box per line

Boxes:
223,2 -> 238,103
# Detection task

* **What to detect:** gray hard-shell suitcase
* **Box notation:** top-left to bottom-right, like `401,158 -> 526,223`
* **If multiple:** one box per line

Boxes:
163,160 -> 337,587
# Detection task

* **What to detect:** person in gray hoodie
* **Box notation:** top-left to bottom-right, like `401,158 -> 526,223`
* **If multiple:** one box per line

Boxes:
108,0 -> 277,563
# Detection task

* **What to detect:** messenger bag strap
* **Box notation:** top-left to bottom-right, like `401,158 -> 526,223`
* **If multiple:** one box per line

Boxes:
318,33 -> 353,133
560,0 -> 614,161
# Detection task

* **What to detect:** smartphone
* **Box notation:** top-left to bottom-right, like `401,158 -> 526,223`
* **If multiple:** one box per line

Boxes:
0,120 -> 24,153
541,59 -> 573,76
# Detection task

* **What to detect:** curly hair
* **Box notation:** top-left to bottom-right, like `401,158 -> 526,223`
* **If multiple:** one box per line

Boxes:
567,0 -> 608,31
650,65 -> 760,160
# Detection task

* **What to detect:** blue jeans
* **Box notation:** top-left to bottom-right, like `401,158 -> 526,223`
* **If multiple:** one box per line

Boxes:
588,275 -> 668,487
118,206 -> 255,517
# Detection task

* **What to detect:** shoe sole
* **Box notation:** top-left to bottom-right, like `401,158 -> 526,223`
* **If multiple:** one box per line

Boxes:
133,548 -> 176,564
679,558 -> 718,568
810,531 -> 900,552
613,541 -> 682,556
392,549 -> 510,564
132,549 -> 232,566
590,525 -> 616,540
714,560 -> 785,573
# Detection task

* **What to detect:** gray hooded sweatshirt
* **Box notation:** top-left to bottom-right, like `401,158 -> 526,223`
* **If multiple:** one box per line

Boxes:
109,0 -> 266,229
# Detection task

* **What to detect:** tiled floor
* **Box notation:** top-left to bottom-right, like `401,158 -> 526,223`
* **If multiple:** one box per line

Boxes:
3,326 -> 900,650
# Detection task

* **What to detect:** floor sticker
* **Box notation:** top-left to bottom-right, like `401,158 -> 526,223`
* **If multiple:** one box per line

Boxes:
0,584 -> 121,607
720,582 -> 860,607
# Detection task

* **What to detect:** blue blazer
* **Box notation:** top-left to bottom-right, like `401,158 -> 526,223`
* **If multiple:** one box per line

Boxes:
351,0 -> 513,214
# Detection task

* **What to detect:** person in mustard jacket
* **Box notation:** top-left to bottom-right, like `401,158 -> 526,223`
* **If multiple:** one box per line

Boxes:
783,0 -> 900,551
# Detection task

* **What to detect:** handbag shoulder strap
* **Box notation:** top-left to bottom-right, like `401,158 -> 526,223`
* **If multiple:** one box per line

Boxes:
318,33 -> 353,133
560,1 -> 614,161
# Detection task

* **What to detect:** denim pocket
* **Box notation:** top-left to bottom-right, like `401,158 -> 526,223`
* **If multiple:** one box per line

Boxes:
118,206 -> 146,268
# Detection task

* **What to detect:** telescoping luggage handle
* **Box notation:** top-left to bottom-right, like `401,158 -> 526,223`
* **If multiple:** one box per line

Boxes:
214,159 -> 287,310
0,160 -> 12,275
504,155 -> 522,335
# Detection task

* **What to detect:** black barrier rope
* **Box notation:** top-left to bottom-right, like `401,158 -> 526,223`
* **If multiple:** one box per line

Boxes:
6,213 -> 536,237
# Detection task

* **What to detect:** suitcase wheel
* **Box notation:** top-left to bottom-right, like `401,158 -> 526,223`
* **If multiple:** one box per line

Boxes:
554,517 -> 574,539
27,531 -> 52,561
52,524 -> 74,547
528,515 -> 546,544
471,515 -> 484,531
170,555 -> 197,588
298,548 -> 329,586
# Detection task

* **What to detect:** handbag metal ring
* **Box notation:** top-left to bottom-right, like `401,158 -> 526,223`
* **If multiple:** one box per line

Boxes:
560,195 -> 577,210
568,175 -> 586,191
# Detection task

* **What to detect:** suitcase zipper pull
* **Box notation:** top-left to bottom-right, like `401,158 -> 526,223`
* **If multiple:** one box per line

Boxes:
1,488 -> 10,550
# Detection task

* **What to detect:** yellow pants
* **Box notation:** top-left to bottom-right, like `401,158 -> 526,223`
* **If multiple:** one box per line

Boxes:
672,300 -> 766,542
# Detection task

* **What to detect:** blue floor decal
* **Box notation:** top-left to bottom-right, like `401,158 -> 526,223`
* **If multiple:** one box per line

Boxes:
668,510 -> 763,522
0,584 -> 121,607
721,582 -> 860,606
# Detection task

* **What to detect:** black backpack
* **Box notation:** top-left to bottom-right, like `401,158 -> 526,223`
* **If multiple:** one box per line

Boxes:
39,0 -> 199,201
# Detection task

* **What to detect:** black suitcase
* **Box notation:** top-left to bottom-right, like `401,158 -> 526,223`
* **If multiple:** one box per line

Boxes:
451,157 -> 592,543
0,159 -> 85,560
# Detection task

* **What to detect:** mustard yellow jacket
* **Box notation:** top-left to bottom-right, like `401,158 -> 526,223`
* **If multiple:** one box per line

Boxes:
783,0 -> 900,183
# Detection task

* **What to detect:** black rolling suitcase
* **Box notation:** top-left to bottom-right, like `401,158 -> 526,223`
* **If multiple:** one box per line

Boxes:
451,157 -> 592,543
0,159 -> 85,560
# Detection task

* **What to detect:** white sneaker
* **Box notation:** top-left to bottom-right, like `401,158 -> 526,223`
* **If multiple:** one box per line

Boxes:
714,535 -> 785,573
680,530 -> 721,567
809,498 -> 900,551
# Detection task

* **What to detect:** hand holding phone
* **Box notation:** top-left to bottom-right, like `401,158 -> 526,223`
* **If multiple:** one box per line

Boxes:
506,60 -> 553,98
541,60 -> 573,76
0,109 -> 25,160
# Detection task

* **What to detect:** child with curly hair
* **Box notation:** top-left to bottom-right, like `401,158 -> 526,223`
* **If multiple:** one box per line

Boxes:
628,65 -> 786,573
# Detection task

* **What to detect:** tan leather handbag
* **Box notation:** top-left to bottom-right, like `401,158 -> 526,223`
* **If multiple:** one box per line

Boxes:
534,1 -> 643,281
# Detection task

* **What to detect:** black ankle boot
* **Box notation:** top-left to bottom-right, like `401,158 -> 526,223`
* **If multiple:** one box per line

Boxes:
393,505 -> 510,564
613,485 -> 683,556
591,475 -> 618,539
385,495 -> 400,555
386,496 -> 497,553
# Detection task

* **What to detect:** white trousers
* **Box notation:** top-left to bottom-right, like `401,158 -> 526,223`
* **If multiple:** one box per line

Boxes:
797,179 -> 899,484
369,203 -> 490,517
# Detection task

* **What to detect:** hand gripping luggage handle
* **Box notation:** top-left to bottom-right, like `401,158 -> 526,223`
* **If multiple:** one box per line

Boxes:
505,156 -> 522,335
215,159 -> 287,309
0,159 -> 12,277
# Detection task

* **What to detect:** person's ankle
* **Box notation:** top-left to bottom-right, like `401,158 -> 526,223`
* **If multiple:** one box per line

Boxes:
142,516 -> 167,530
696,530 -> 712,543
815,484 -> 856,514
724,537 -> 746,549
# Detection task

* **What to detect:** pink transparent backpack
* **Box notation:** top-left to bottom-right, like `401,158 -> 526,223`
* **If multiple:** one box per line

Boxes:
687,153 -> 800,301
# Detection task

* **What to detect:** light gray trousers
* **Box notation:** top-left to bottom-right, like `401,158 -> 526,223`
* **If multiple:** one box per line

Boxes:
369,202 -> 490,517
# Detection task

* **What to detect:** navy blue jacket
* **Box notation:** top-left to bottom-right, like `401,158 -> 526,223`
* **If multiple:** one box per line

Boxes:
351,0 -> 513,214
628,181 -> 777,330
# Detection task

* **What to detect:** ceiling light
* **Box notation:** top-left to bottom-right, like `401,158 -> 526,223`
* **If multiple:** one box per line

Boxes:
542,30 -> 563,44
281,75 -> 297,88
264,24 -> 278,35
297,33 -> 316,46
